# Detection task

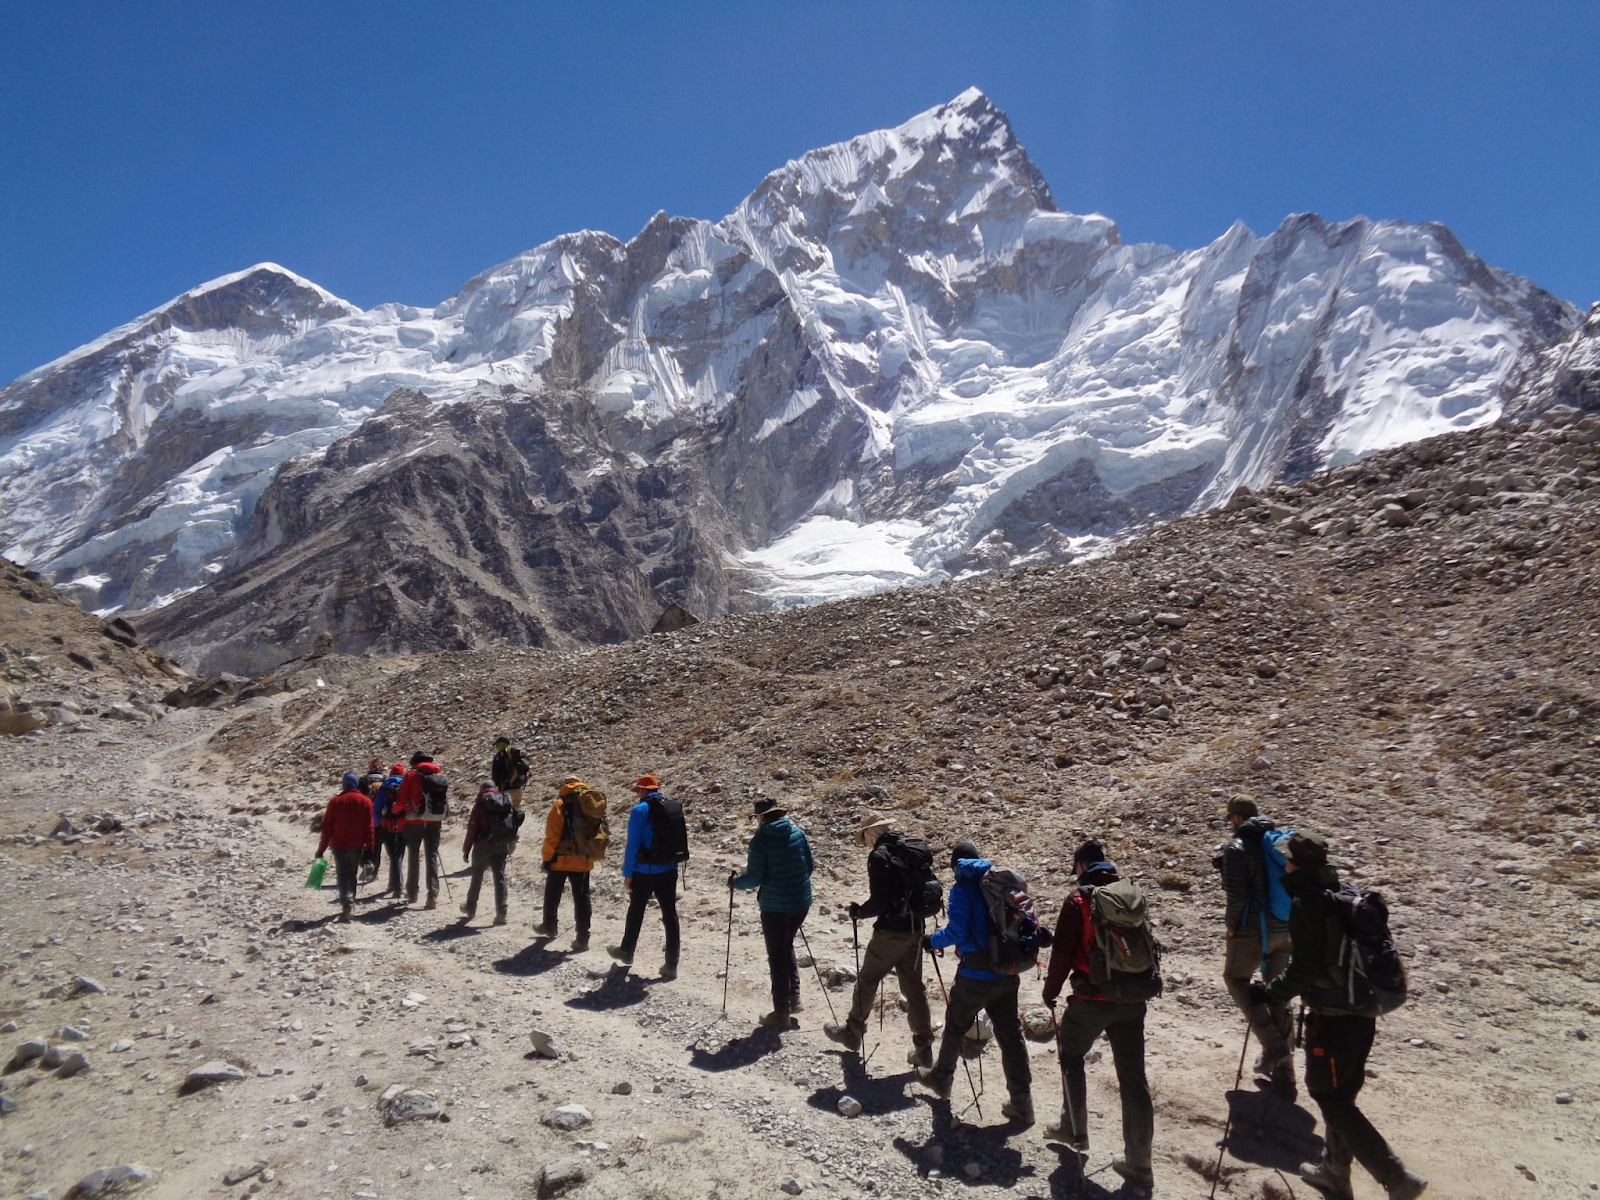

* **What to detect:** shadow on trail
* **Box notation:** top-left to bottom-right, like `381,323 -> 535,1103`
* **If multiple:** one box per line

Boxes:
1217,1083 -> 1322,1171
889,1093 -> 1036,1191
353,902 -> 410,926
271,914 -> 339,934
565,971 -> 650,1011
1041,1146 -> 1120,1200
804,1054 -> 919,1119
420,923 -> 478,943
490,942 -> 571,978
687,1026 -> 785,1072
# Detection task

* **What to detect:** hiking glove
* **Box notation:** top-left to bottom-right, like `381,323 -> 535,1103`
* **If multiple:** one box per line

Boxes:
541,861 -> 551,873
1246,981 -> 1271,1009
847,903 -> 863,922
920,935 -> 934,953
727,869 -> 739,890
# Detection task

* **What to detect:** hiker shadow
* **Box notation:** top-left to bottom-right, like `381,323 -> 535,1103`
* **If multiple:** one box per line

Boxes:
490,943 -> 571,978
1218,1084 -> 1322,1171
806,1059 -> 919,1119
687,1026 -> 786,1073
1040,1148 -> 1119,1200
420,924 -> 478,943
272,915 -> 338,934
353,903 -> 410,926
565,972 -> 650,1011
890,1097 -> 1035,1189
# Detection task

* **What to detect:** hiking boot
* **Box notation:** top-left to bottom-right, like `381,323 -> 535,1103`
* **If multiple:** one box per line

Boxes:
406,890 -> 418,904
1043,1118 -> 1088,1153
1299,1160 -> 1355,1200
572,934 -> 590,952
492,913 -> 507,926
915,1068 -> 952,1100
424,894 -> 437,910
1111,1160 -> 1154,1197
659,963 -> 678,981
1000,1094 -> 1035,1125
530,923 -> 554,939
1269,1058 -> 1298,1100
607,945 -> 633,966
1255,1045 -> 1293,1077
823,1023 -> 862,1052
337,905 -> 351,923
905,1044 -> 933,1069
459,904 -> 475,920
1385,1172 -> 1429,1200
759,1011 -> 794,1029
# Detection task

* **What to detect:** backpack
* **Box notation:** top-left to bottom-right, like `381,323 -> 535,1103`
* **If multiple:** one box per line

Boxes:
1308,884 -> 1408,1018
559,787 -> 611,862
374,778 -> 401,824
636,792 -> 689,867
1082,879 -> 1163,1003
972,865 -> 1053,976
479,789 -> 524,843
1257,828 -> 1293,923
879,833 -> 943,923
420,771 -> 449,818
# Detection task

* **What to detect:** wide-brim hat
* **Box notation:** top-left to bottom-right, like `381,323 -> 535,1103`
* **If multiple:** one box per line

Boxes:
753,797 -> 787,819
634,774 -> 660,790
855,813 -> 893,845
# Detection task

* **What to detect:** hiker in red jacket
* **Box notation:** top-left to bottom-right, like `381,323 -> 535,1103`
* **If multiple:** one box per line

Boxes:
317,772 -> 374,921
394,751 -> 447,908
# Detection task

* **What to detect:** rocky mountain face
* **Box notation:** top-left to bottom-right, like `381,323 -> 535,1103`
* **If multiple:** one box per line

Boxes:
0,90 -> 1583,676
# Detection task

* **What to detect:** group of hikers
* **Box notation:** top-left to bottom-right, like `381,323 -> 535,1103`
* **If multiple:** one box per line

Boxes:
313,742 -> 1427,1200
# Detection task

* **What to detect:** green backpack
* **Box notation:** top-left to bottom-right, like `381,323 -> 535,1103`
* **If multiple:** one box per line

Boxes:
1082,879 -> 1163,1002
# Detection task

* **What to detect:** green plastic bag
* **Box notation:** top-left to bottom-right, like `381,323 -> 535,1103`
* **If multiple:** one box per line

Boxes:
305,857 -> 328,890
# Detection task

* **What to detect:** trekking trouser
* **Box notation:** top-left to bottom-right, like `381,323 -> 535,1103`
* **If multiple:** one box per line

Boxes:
620,868 -> 680,966
465,844 -> 511,916
403,822 -> 442,898
330,849 -> 361,907
758,908 -> 808,1014
542,868 -> 592,935
507,788 -> 524,810
1304,1012 -> 1409,1189
380,828 -> 406,893
928,973 -> 1031,1102
1223,929 -> 1293,1062
1055,995 -> 1153,1170
845,927 -> 932,1048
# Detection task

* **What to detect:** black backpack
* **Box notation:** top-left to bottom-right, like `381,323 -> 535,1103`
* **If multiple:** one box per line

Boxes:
971,865 -> 1053,976
480,789 -> 523,844
637,793 -> 689,866
420,772 -> 449,817
880,833 -> 943,922
1308,884 -> 1408,1017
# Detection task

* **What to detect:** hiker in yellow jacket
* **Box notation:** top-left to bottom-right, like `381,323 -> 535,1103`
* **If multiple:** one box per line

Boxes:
533,777 -> 607,950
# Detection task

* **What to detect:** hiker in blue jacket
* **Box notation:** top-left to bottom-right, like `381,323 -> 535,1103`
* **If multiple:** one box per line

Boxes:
916,840 -> 1034,1124
730,797 -> 814,1028
608,774 -> 684,979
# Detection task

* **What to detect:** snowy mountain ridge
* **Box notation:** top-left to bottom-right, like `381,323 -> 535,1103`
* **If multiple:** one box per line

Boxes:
0,90 -> 1580,668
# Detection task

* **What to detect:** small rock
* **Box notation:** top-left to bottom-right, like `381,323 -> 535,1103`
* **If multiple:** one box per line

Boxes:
185,1061 -> 247,1088
67,1163 -> 154,1198
111,1039 -> 134,1053
11,1037 -> 48,1066
1022,1008 -> 1056,1041
836,1095 -> 863,1117
222,1162 -> 267,1186
1555,1092 -> 1574,1105
71,976 -> 105,996
56,1050 -> 90,1078
539,1157 -> 587,1198
964,1163 -> 984,1179
611,1081 -> 632,1095
1493,861 -> 1521,875
380,1088 -> 440,1126
528,1029 -> 562,1059
1152,612 -> 1189,628
541,1103 -> 592,1131
59,1025 -> 89,1041
0,1094 -> 16,1115
779,1177 -> 804,1196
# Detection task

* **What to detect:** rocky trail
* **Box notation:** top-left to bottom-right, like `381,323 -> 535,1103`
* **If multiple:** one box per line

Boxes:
3,411 -> 1599,1199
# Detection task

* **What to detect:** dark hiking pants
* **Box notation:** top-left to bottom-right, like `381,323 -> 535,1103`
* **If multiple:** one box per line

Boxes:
465,844 -> 510,917
403,822 -> 441,899
1055,995 -> 1153,1169
1305,1012 -> 1408,1189
1223,929 -> 1293,1064
759,908 -> 808,1015
380,828 -> 405,894
928,972 -> 1031,1103
542,868 -> 591,935
844,927 -> 933,1048
331,849 -> 360,908
620,869 -> 680,967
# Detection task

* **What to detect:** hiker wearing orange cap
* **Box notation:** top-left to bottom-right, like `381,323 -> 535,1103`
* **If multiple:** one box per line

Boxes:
608,774 -> 688,979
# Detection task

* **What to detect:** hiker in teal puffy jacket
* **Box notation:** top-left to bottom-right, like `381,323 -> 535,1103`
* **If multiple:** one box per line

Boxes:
730,798 -> 814,1028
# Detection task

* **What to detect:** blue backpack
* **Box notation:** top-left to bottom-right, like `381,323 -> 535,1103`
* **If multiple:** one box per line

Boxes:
1258,828 -> 1293,923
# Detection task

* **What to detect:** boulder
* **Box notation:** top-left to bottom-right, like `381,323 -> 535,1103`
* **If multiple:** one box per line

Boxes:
379,1087 -> 440,1126
539,1157 -> 588,1198
1022,1008 -> 1056,1042
184,1060 -> 247,1089
528,1029 -> 562,1059
67,1163 -> 154,1198
540,1103 -> 592,1131
11,1037 -> 48,1066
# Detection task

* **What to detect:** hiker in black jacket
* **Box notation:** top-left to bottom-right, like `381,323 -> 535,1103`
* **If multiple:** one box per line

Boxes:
1216,796 -> 1295,1093
822,814 -> 935,1066
490,736 -> 530,810
1256,832 -> 1428,1200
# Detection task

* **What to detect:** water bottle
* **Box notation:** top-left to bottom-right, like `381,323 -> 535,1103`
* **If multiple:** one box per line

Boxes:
305,857 -> 329,890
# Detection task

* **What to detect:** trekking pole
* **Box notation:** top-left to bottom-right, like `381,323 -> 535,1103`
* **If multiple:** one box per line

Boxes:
927,948 -> 982,1120
431,848 -> 454,902
795,923 -> 839,1024
1208,1022 -> 1252,1200
721,884 -> 735,1017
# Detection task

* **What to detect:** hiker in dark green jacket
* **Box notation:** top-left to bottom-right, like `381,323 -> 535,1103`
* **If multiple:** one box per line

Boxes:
1256,832 -> 1428,1200
730,798 -> 814,1029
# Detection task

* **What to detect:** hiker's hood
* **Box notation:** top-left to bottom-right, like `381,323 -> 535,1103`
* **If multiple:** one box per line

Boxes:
953,857 -> 991,883
1283,863 -> 1340,895
1078,862 -> 1119,886
384,773 -> 404,785
754,815 -> 796,840
412,762 -> 441,776
1236,816 -> 1277,839
559,780 -> 588,798
333,789 -> 367,802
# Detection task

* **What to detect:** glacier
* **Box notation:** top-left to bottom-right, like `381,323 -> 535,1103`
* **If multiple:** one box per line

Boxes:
0,87 -> 1580,631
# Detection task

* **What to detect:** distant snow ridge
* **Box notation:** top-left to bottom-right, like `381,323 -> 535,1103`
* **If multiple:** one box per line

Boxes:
0,88 -> 1579,625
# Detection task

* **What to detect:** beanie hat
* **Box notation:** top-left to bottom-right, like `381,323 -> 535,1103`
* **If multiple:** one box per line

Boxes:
1286,830 -> 1330,868
1227,796 -> 1259,819
341,771 -> 361,792
389,763 -> 405,776
495,736 -> 511,748
1072,838 -> 1106,869
950,840 -> 980,870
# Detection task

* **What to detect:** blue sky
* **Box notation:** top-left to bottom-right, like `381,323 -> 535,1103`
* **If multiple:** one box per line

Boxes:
2,1 -> 1595,384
